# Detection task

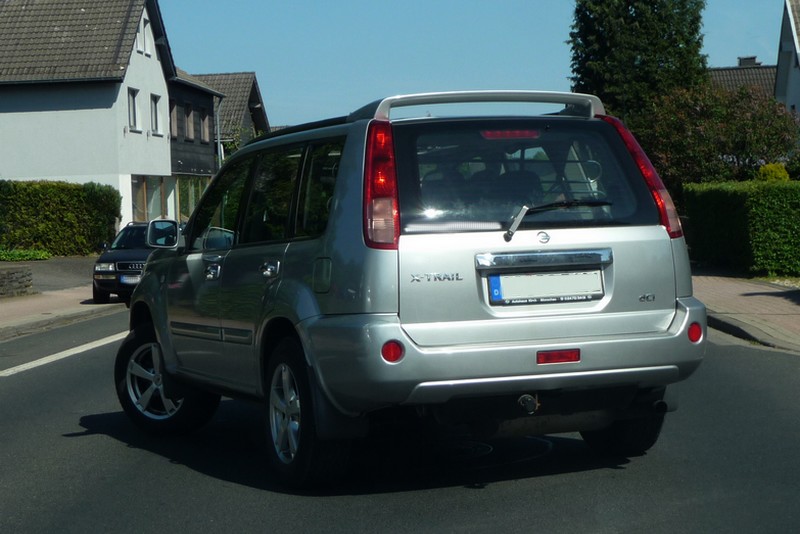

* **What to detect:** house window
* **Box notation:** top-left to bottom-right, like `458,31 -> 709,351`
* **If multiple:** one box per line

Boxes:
128,88 -> 140,132
135,20 -> 143,53
143,17 -> 151,56
169,99 -> 178,138
200,108 -> 210,143
177,175 -> 211,223
150,94 -> 161,135
185,103 -> 195,140
132,175 -> 171,221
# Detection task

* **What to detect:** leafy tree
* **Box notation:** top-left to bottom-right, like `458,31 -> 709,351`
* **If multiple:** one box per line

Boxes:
630,84 -> 800,196
569,0 -> 707,119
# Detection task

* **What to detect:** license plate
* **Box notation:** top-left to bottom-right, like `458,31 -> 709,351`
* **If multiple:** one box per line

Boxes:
120,275 -> 141,285
489,271 -> 603,305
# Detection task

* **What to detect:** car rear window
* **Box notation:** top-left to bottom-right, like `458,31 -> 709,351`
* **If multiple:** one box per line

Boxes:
393,118 -> 659,234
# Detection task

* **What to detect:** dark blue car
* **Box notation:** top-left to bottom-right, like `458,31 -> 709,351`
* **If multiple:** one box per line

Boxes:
92,222 -> 153,303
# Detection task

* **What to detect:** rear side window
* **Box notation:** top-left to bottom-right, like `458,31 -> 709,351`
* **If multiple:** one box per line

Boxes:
295,139 -> 344,238
394,119 -> 658,233
240,146 -> 303,244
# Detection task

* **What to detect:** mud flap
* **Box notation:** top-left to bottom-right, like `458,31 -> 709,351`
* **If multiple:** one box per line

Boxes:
307,370 -> 369,440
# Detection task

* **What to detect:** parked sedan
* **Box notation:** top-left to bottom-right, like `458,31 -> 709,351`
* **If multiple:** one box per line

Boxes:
93,222 -> 153,303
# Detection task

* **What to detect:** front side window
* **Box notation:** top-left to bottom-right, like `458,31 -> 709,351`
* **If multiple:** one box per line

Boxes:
189,157 -> 253,251
240,146 -> 302,244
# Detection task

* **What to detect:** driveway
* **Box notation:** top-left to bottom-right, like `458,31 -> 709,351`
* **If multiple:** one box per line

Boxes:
24,255 -> 98,292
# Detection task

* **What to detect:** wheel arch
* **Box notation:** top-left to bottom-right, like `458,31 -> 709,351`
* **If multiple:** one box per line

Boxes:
260,316 -> 368,440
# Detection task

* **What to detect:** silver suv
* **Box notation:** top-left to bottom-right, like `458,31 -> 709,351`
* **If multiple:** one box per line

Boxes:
115,91 -> 706,487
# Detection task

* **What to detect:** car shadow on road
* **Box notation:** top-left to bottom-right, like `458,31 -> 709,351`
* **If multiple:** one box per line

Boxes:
67,398 -> 632,496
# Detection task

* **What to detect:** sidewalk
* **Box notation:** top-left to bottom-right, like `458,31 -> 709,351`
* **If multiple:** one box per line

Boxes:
0,285 -> 126,341
692,274 -> 800,353
0,262 -> 799,352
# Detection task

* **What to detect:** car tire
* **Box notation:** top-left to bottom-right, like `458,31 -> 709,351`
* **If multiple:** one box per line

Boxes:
580,414 -> 665,457
93,285 -> 111,304
265,337 -> 350,488
114,323 -> 220,435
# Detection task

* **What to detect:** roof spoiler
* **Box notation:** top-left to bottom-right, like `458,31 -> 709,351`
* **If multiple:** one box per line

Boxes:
347,91 -> 605,121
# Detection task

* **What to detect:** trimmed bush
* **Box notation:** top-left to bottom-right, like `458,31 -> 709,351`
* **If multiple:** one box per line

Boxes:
0,180 -> 121,256
683,181 -> 800,275
756,163 -> 790,182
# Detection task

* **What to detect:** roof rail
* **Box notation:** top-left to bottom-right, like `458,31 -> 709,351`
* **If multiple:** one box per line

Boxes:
348,91 -> 605,121
246,116 -> 348,146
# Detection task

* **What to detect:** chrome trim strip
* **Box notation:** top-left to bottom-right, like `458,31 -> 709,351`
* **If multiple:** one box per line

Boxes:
475,248 -> 613,271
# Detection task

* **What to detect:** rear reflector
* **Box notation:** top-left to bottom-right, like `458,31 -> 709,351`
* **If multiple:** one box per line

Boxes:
537,349 -> 581,365
381,340 -> 404,363
688,322 -> 703,343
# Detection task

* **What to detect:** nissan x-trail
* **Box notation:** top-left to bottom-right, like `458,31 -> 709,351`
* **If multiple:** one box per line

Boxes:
115,91 -> 706,487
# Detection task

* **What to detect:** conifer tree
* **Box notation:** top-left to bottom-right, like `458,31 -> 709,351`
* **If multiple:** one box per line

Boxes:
569,0 -> 707,119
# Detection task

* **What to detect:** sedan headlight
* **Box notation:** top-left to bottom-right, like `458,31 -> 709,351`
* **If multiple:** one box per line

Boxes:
94,262 -> 115,272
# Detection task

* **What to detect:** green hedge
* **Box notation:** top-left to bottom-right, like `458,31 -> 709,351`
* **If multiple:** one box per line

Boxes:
0,180 -> 121,256
683,181 -> 800,275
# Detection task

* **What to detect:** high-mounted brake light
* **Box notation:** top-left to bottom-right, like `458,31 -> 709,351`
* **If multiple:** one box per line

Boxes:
599,115 -> 683,239
364,120 -> 399,249
481,130 -> 541,140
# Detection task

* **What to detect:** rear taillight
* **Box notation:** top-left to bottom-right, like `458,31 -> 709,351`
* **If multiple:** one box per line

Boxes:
364,120 -> 399,249
599,115 -> 683,239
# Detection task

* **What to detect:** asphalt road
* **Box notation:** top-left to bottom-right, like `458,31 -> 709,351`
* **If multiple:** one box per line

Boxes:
1,316 -> 799,533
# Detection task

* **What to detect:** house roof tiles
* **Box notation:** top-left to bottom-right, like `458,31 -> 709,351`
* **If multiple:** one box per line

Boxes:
193,72 -> 270,139
0,0 -> 149,84
709,65 -> 777,95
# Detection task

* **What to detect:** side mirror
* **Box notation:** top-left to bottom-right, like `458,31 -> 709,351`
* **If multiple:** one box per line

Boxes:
147,219 -> 179,248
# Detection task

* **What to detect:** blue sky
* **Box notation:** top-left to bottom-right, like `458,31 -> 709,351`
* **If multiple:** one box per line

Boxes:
158,0 -> 785,126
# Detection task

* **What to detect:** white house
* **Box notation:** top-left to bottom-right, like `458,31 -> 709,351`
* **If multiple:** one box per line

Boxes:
0,0 -> 177,226
776,0 -> 800,112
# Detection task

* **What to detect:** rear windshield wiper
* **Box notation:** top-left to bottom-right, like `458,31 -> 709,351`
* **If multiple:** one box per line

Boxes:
504,199 -> 612,242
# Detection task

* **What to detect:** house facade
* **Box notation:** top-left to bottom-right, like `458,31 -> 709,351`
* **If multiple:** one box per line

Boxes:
0,0 -> 221,227
776,0 -> 800,112
169,70 -> 223,223
193,72 -> 270,161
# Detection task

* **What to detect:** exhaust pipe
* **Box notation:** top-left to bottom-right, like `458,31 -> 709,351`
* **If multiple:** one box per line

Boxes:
518,393 -> 540,415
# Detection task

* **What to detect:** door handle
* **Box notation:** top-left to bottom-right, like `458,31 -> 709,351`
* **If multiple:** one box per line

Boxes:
260,260 -> 280,278
205,263 -> 221,281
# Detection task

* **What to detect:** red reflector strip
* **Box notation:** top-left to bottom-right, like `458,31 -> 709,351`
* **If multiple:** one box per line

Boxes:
537,349 -> 581,365
481,129 -> 540,140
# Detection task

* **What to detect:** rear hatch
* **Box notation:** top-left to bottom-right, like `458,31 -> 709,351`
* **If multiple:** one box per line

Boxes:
393,117 -> 678,346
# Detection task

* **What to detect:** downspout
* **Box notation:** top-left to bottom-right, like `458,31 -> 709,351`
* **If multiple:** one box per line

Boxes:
215,96 -> 224,168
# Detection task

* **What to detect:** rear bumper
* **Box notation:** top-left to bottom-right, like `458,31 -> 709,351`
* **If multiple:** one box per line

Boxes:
301,297 -> 706,416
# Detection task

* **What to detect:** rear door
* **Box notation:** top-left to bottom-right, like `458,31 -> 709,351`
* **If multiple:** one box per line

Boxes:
393,118 -> 678,346
216,145 -> 302,391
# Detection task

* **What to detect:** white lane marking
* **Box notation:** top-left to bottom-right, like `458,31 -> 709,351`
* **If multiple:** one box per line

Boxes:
0,331 -> 128,377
